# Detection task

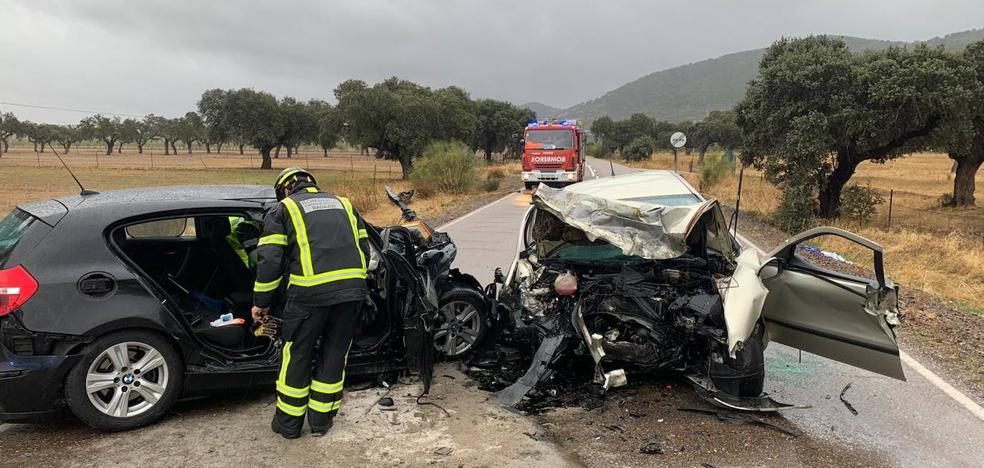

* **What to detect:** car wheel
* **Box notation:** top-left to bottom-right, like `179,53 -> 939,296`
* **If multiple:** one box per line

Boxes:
709,322 -> 765,398
65,330 -> 183,431
434,288 -> 488,358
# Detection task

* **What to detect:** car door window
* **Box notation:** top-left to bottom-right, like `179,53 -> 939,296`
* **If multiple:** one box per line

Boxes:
126,218 -> 195,239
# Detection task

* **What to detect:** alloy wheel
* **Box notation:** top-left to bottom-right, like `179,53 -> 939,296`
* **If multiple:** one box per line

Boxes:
84,341 -> 169,418
434,300 -> 483,357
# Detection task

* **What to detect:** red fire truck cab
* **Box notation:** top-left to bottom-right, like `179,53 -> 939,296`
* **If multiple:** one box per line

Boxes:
521,119 -> 586,190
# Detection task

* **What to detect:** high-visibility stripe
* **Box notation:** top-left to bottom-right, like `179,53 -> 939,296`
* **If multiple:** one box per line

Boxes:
258,234 -> 288,246
311,377 -> 344,395
306,187 -> 319,193
289,268 -> 366,287
358,228 -> 368,238
277,398 -> 307,416
308,399 -> 342,413
277,341 -> 293,393
276,169 -> 303,187
276,383 -> 309,399
339,197 -> 366,271
281,198 -> 314,276
253,277 -> 282,293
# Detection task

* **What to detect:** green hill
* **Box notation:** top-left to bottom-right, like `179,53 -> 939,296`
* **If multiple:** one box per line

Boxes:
546,28 -> 984,123
520,102 -> 565,119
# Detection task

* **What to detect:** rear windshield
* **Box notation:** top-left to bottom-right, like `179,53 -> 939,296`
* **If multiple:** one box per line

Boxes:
623,194 -> 702,207
0,210 -> 35,263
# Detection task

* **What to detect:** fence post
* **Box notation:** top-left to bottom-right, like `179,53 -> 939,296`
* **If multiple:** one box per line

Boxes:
373,165 -> 377,184
887,189 -> 894,229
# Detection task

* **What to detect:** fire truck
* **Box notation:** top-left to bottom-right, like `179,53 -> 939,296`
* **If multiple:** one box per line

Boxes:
521,119 -> 587,190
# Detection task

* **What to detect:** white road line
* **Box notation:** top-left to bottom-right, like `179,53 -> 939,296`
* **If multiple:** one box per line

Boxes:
436,191 -> 519,231
735,230 -> 984,421
587,164 -> 597,179
900,350 -> 984,420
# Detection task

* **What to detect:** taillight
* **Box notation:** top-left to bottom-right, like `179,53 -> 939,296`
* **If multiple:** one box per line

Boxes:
0,265 -> 39,316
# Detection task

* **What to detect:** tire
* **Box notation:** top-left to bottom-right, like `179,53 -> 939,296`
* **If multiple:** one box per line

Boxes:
524,182 -> 535,190
64,330 -> 183,431
435,287 -> 488,358
709,322 -> 765,398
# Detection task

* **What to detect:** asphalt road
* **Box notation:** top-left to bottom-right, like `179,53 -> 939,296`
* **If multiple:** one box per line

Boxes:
442,156 -> 984,467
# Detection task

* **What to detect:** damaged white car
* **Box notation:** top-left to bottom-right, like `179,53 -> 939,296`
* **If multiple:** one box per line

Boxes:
490,171 -> 904,411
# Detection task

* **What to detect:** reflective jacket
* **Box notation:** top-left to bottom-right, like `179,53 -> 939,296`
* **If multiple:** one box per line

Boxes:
253,185 -> 370,308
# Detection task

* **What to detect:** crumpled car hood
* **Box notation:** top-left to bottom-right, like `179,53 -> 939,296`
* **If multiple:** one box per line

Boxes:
533,185 -> 711,260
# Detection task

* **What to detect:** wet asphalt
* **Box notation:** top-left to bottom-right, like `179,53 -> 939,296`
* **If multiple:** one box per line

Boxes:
441,157 -> 984,467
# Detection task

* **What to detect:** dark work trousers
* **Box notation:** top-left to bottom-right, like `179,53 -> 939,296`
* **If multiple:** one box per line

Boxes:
273,300 -> 363,434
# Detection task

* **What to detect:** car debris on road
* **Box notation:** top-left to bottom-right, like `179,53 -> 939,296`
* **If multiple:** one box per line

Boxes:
470,172 -> 906,416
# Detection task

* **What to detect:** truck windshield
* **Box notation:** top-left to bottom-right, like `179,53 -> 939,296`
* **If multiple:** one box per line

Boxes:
0,210 -> 35,264
526,129 -> 574,150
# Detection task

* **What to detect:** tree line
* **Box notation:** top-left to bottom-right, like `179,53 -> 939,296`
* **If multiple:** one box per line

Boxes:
590,37 -> 984,213
590,110 -> 742,165
0,77 -> 533,178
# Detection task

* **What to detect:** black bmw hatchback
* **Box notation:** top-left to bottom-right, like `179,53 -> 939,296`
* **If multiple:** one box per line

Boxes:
0,185 -> 437,431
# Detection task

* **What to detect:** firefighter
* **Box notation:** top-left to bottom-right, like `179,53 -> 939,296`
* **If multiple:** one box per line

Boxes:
251,167 -> 370,439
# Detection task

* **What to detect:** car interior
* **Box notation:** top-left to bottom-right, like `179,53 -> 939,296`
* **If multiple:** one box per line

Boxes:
111,213 -> 400,356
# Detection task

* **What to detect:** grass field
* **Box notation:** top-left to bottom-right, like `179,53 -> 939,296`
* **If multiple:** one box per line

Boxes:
623,151 -> 984,315
0,146 -> 404,175
0,151 -> 520,229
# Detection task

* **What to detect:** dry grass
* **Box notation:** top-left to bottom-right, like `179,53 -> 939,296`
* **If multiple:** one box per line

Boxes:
621,151 -> 984,315
0,147 -> 403,175
0,161 -> 521,230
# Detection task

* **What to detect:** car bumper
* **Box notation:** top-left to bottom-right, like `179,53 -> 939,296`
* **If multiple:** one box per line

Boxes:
522,170 -> 578,183
0,343 -> 81,423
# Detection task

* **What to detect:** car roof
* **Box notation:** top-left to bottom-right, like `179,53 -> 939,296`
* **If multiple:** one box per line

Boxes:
17,185 -> 275,225
564,170 -> 704,203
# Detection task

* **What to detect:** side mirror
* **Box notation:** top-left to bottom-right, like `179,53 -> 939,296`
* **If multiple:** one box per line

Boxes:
757,257 -> 782,281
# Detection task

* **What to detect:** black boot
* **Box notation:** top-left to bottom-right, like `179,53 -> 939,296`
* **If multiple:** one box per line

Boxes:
310,417 -> 333,437
271,414 -> 302,439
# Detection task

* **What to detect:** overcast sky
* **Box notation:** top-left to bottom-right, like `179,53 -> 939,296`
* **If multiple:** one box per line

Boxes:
2,0 -> 982,123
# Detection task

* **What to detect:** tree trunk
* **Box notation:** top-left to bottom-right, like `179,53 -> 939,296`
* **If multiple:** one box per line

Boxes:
948,150 -> 984,207
39,142 -> 45,153
398,153 -> 412,179
164,138 -> 170,155
32,141 -> 38,152
62,143 -> 72,154
205,142 -> 211,154
1,138 -> 8,154
216,143 -> 222,153
274,145 -> 281,159
137,143 -> 144,154
260,146 -> 273,169
186,142 -> 193,154
818,151 -> 860,218
171,141 -> 178,155
105,140 -> 114,155
286,145 -> 292,159
118,143 -> 124,153
239,144 -> 245,155
484,146 -> 493,162
323,146 -> 328,157
698,146 -> 708,166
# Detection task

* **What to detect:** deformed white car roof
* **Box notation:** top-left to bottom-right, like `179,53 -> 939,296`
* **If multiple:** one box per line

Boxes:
564,170 -> 704,203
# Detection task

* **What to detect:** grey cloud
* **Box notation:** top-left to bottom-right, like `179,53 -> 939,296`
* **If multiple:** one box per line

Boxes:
2,0 -> 982,123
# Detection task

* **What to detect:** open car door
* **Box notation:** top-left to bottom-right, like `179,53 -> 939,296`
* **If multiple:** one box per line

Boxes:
758,227 -> 905,380
380,226 -> 437,393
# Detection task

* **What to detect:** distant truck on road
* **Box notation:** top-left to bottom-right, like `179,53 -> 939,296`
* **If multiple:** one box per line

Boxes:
521,119 -> 587,190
